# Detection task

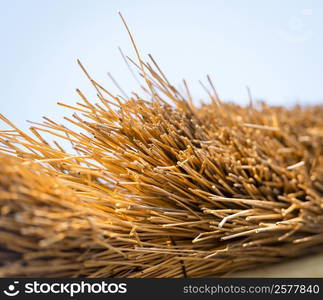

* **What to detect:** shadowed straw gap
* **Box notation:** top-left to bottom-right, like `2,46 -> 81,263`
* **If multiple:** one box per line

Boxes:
0,15 -> 323,277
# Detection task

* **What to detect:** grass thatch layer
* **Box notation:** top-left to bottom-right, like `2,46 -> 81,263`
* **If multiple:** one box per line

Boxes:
0,49 -> 323,277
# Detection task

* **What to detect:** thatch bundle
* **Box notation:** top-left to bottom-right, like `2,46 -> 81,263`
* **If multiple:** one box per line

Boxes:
0,26 -> 323,277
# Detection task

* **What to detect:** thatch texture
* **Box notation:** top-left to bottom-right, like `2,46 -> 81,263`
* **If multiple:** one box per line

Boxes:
0,51 -> 323,277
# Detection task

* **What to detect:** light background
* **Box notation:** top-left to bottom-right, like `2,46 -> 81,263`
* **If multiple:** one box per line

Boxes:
1,0 -> 322,130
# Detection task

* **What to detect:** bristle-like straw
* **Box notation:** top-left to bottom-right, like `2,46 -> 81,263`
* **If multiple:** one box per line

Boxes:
0,25 -> 323,277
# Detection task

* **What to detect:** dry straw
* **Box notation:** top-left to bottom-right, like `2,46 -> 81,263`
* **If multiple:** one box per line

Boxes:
0,15 -> 323,277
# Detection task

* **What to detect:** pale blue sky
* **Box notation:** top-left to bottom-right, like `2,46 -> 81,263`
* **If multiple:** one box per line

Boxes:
1,0 -> 322,130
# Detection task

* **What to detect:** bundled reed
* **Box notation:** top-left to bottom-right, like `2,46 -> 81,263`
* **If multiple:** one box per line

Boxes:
0,22 -> 323,277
